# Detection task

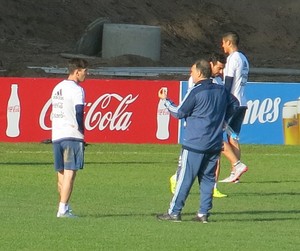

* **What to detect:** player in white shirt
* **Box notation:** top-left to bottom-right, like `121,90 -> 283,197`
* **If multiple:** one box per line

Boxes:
219,31 -> 249,183
52,58 -> 88,218
52,81 -> 85,141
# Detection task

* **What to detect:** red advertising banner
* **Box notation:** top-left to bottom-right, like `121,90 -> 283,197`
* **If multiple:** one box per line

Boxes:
0,77 -> 180,143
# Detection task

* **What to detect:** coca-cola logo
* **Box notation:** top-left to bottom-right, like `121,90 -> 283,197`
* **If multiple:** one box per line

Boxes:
39,93 -> 139,131
8,105 -> 20,112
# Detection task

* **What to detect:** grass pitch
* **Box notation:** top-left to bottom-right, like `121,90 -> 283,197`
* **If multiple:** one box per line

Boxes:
0,143 -> 299,251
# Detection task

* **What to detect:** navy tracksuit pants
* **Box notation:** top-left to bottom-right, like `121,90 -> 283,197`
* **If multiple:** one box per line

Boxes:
168,148 -> 219,215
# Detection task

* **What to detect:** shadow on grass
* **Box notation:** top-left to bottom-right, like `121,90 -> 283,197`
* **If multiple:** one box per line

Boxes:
227,191 -> 300,196
85,161 -> 163,165
0,162 -> 52,166
208,211 -> 300,222
242,180 -> 300,184
211,209 -> 300,215
80,213 -> 153,218
0,161 -> 163,166
172,210 -> 300,223
79,209 -> 300,223
188,190 -> 300,197
196,216 -> 300,223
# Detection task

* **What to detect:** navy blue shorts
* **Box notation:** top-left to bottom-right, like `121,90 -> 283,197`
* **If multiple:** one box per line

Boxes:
53,140 -> 84,172
228,106 -> 247,134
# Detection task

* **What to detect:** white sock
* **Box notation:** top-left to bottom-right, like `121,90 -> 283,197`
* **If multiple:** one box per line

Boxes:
58,202 -> 68,214
214,183 -> 217,189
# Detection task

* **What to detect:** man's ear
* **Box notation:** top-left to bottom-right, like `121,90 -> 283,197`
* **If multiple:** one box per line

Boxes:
74,69 -> 80,76
198,69 -> 202,78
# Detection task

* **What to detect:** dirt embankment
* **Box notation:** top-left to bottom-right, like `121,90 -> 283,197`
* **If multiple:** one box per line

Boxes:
1,0 -> 300,82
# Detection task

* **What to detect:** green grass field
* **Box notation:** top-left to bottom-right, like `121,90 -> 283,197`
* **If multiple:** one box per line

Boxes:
0,142 -> 299,251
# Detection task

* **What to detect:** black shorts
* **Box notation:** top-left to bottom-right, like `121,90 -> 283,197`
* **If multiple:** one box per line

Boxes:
228,106 -> 247,134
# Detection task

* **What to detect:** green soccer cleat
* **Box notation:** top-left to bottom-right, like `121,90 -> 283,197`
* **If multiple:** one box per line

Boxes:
213,188 -> 228,198
170,174 -> 177,194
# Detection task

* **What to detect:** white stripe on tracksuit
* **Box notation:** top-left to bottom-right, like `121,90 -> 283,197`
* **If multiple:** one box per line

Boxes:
168,149 -> 218,216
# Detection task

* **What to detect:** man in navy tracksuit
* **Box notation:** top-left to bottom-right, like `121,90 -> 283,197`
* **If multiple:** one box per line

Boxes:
157,59 -> 238,223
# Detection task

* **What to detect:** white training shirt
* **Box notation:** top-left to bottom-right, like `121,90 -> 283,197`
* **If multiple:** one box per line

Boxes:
224,51 -> 249,106
51,79 -> 85,142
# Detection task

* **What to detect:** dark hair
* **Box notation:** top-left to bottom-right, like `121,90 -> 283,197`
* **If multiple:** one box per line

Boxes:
68,58 -> 88,74
222,31 -> 240,46
209,52 -> 226,65
194,59 -> 211,78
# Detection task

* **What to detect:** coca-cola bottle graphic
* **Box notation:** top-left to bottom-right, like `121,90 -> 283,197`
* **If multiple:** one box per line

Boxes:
156,87 -> 170,140
6,84 -> 21,137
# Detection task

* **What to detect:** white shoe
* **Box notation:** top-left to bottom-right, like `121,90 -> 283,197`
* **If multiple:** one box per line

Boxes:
233,162 -> 248,181
57,210 -> 77,218
234,178 -> 240,183
219,172 -> 236,183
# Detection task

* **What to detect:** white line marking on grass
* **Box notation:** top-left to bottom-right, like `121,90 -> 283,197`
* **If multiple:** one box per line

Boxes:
264,153 -> 294,156
3,150 -> 175,155
89,151 -> 175,155
3,150 -> 52,154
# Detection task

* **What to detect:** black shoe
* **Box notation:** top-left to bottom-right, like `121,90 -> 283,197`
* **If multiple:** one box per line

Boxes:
192,214 -> 208,223
157,213 -> 181,222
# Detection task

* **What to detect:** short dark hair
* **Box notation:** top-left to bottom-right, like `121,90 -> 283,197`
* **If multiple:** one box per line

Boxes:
209,52 -> 226,65
194,59 -> 211,78
68,58 -> 88,74
222,31 -> 240,46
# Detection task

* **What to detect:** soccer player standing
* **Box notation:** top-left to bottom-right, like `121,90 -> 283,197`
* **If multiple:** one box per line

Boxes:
51,58 -> 88,218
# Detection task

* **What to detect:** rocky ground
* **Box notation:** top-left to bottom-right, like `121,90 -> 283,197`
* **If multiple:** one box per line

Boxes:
1,0 -> 300,81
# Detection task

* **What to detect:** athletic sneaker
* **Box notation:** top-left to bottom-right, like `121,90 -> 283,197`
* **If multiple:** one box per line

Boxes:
219,172 -> 236,183
233,162 -> 248,181
157,213 -> 181,222
219,175 -> 241,183
219,162 -> 248,183
213,188 -> 227,198
170,174 -> 177,194
57,210 -> 77,218
234,178 -> 240,183
192,214 -> 208,223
